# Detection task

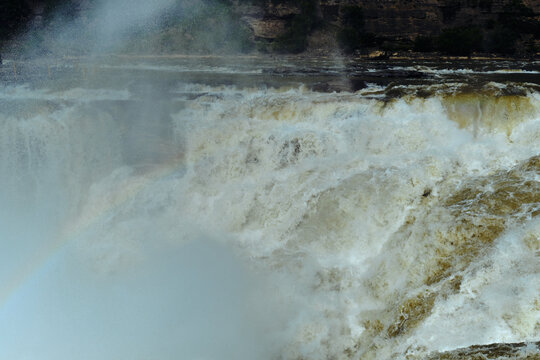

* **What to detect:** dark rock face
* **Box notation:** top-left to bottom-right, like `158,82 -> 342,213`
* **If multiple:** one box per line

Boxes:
358,1 -> 443,39
240,0 -> 538,44
426,340 -> 540,359
239,2 -> 301,40
12,0 -> 539,56
246,18 -> 288,39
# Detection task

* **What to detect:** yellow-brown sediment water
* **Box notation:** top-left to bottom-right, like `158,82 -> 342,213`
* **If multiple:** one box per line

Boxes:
443,93 -> 537,136
0,68 -> 539,360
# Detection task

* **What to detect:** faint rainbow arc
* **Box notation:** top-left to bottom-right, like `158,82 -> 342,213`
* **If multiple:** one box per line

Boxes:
0,157 -> 186,307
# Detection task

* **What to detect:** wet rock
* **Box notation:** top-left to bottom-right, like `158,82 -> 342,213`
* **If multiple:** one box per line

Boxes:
368,50 -> 389,60
427,341 -> 540,359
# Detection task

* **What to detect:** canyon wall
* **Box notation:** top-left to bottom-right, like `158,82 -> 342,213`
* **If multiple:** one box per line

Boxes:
240,0 -> 539,42
6,0 -> 539,56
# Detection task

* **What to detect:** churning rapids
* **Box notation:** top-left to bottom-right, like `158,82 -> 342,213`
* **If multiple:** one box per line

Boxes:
0,57 -> 540,360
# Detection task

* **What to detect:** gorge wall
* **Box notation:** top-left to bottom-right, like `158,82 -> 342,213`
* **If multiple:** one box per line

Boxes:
238,0 -> 539,54
4,0 -> 539,56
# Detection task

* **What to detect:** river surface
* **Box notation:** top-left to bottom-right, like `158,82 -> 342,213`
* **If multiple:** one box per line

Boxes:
0,56 -> 539,359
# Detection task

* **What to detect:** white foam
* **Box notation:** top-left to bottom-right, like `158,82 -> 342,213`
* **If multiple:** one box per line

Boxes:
0,84 -> 131,101
404,218 -> 540,355
1,83 -> 539,359
101,63 -> 264,74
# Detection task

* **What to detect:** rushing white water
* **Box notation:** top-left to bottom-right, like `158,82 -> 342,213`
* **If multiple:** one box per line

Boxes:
0,67 -> 539,359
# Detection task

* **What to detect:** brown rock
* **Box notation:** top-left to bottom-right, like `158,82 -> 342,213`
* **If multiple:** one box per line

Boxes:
247,19 -> 288,39
368,50 -> 388,59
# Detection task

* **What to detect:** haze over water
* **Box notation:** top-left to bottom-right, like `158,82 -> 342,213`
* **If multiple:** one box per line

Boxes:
1,2 -> 540,359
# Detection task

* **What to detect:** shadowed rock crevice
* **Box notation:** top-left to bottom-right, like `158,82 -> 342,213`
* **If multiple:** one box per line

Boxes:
427,341 -> 540,359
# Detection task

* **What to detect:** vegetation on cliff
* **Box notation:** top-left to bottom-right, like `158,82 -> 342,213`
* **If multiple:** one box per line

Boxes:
410,0 -> 539,56
337,6 -> 376,54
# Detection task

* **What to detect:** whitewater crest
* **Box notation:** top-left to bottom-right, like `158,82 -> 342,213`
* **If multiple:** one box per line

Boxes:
0,78 -> 539,359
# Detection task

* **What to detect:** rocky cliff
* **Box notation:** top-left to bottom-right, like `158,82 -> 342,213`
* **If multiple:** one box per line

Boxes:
4,0 -> 539,57
238,0 -> 539,55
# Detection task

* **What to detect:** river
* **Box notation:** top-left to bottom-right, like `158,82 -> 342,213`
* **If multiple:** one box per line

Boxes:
0,56 -> 539,359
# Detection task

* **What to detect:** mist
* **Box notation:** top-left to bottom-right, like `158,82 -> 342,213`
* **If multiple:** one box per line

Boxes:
88,0 -> 177,52
6,0 -> 539,359
0,100 -> 287,358
0,236 -> 284,359
4,0 -> 251,58
0,1 -> 291,359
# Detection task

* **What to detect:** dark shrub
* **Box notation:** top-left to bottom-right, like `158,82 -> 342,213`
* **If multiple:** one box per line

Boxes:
479,0 -> 493,11
272,17 -> 311,53
381,38 -> 410,52
501,0 -> 534,18
341,6 -> 364,29
271,0 -> 319,53
337,6 -> 373,54
337,29 -> 376,54
485,25 -> 520,54
361,32 -> 377,47
438,26 -> 483,55
498,0 -> 538,35
0,0 -> 32,41
441,1 -> 461,23
337,27 -> 361,53
524,37 -> 538,54
413,35 -> 436,52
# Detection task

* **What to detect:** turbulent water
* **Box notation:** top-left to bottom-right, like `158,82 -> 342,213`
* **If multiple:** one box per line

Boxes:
0,57 -> 539,360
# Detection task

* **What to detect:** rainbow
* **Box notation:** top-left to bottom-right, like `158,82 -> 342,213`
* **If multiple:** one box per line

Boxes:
0,157 -> 186,307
